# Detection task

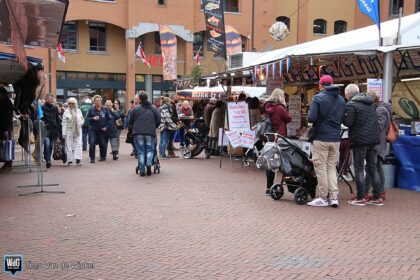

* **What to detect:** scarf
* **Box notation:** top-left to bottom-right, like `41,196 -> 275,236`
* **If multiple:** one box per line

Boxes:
69,109 -> 80,137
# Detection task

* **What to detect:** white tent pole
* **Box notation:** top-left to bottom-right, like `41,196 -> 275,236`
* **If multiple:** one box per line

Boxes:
383,52 -> 393,104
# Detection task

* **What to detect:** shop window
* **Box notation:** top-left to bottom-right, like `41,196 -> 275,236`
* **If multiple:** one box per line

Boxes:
66,72 -> 78,80
334,20 -> 347,34
89,22 -> 107,52
416,0 -> 420,12
313,19 -> 327,35
57,72 -> 66,80
390,0 -> 404,16
116,74 -> 126,81
154,32 -> 161,55
152,76 -> 162,83
136,75 -> 145,82
61,21 -> 78,50
77,72 -> 87,80
193,32 -> 204,57
224,0 -> 239,13
157,0 -> 165,5
87,73 -> 97,80
276,16 -> 290,30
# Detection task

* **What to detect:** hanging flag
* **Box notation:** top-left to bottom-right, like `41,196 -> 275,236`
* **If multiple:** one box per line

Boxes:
279,60 -> 283,77
266,64 -> 270,77
6,0 -> 28,71
357,0 -> 381,30
252,66 -> 257,82
159,24 -> 177,80
57,43 -> 66,63
203,0 -> 227,59
286,57 -> 291,73
136,42 -> 151,68
195,46 -> 202,65
272,63 -> 276,79
319,65 -> 324,77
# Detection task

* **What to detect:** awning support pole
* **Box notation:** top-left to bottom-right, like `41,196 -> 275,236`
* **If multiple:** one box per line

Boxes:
382,52 -> 393,104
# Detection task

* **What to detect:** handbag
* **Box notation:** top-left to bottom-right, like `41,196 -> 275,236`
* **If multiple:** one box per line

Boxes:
386,118 -> 399,143
53,137 -> 65,160
307,98 -> 337,142
0,139 -> 15,162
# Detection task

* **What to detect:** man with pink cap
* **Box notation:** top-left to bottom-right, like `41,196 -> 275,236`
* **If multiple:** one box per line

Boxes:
307,75 -> 346,207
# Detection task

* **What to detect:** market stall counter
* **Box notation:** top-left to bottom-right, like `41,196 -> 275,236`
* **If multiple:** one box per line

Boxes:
392,135 -> 420,192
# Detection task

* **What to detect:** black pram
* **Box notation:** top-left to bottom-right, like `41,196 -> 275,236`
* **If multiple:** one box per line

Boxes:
180,118 -> 210,159
256,134 -> 317,205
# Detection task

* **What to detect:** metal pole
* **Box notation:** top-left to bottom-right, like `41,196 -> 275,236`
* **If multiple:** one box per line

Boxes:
382,52 -> 393,104
251,0 -> 255,51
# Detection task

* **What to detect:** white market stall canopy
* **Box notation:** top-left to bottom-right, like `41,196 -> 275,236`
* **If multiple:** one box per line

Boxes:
239,13 -> 420,70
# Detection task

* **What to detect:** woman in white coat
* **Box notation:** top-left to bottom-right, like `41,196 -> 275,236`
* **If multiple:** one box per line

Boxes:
62,97 -> 84,165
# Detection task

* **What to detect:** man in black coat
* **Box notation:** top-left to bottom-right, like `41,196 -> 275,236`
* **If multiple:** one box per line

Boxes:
41,94 -> 61,168
130,93 -> 161,177
0,87 -> 14,170
343,84 -> 382,206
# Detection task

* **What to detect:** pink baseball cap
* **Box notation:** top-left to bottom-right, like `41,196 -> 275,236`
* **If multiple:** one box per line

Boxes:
319,75 -> 334,85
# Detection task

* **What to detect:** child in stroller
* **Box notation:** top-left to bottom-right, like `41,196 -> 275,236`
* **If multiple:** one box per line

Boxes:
179,118 -> 210,159
256,133 -> 317,205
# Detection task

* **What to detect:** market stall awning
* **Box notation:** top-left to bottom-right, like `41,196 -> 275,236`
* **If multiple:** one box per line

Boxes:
0,52 -> 42,84
240,13 -> 420,69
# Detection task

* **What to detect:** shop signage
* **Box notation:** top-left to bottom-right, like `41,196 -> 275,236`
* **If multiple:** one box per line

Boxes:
227,101 -> 250,132
367,78 -> 383,101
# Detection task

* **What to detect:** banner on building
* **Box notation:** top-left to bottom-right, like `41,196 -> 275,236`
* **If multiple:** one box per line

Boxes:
357,0 -> 381,30
203,0 -> 227,59
367,78 -> 383,101
159,24 -> 177,80
225,25 -> 242,56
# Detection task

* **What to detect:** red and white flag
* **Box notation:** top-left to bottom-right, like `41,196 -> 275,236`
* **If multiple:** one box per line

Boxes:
195,46 -> 202,65
57,43 -> 66,63
136,42 -> 151,68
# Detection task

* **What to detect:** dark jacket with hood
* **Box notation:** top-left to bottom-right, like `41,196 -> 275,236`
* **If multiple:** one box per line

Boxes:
130,101 -> 161,137
307,86 -> 346,142
0,92 -> 13,136
264,102 -> 292,137
376,102 -> 392,158
41,103 -> 61,138
343,93 -> 380,147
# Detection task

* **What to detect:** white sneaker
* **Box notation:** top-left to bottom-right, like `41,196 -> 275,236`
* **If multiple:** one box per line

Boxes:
329,198 -> 339,208
342,174 -> 353,181
307,197 -> 329,207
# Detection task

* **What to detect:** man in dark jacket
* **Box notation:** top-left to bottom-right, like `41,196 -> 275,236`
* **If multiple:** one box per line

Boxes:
87,95 -> 110,163
365,92 -> 391,201
343,84 -> 382,206
0,87 -> 14,170
80,98 -> 92,151
307,75 -> 345,208
130,93 -> 161,176
41,94 -> 61,168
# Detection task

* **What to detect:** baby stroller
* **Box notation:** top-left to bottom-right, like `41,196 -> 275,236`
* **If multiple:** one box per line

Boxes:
135,141 -> 160,174
256,133 -> 317,205
180,118 -> 210,159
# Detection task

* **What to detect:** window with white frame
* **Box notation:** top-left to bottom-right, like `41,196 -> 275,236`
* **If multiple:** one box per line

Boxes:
390,0 -> 404,16
89,22 -> 106,52
61,22 -> 78,50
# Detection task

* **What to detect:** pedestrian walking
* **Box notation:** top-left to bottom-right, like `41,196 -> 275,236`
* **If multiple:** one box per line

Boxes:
104,100 -> 121,160
158,97 -> 177,159
87,95 -> 110,163
41,94 -> 61,168
130,93 -> 161,177
263,88 -> 292,195
126,95 -> 140,157
0,86 -> 14,171
80,98 -> 92,151
343,84 -> 382,206
306,75 -> 346,207
62,98 -> 84,165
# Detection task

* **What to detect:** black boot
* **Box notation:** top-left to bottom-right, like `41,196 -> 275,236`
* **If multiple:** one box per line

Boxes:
146,166 -> 152,176
112,151 -> 118,160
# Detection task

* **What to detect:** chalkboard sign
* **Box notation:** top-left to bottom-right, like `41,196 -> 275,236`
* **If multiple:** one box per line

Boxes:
227,101 -> 250,132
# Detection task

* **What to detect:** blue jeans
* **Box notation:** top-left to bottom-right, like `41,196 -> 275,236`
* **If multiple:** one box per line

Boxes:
89,129 -> 107,160
43,136 -> 54,162
353,145 -> 381,200
134,135 -> 156,172
82,127 -> 89,150
159,130 -> 170,157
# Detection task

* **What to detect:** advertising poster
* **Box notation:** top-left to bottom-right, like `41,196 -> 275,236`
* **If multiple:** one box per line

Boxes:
159,24 -> 177,80
225,130 -> 243,148
203,0 -> 227,59
266,76 -> 284,96
367,78 -> 383,101
287,95 -> 301,137
241,130 -> 256,149
227,101 -> 250,132
225,25 -> 242,56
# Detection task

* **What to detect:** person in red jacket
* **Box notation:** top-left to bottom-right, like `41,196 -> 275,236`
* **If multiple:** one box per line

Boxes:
263,88 -> 292,194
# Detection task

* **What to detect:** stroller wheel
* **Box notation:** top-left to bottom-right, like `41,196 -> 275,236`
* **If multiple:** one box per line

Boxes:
155,163 -> 160,174
181,148 -> 192,159
242,159 -> 250,167
270,184 -> 284,200
294,187 -> 309,205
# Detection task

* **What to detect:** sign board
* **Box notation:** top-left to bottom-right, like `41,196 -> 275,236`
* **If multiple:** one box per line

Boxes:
367,78 -> 383,101
241,130 -> 256,149
287,95 -> 301,137
225,130 -> 243,148
202,0 -> 227,59
218,128 -> 229,146
227,101 -> 250,132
